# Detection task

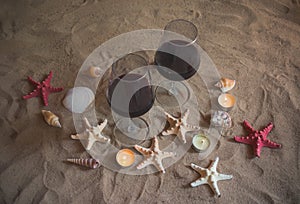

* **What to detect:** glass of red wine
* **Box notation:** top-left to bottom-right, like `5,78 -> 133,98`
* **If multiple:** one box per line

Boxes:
106,53 -> 154,147
155,19 -> 200,107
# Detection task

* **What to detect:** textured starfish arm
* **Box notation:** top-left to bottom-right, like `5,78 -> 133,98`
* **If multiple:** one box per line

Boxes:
44,71 -> 53,84
209,180 -> 221,197
42,88 -> 49,106
261,123 -> 274,139
134,145 -> 152,155
165,112 -> 177,122
263,139 -> 282,148
243,120 -> 255,132
86,139 -> 95,150
178,127 -> 188,143
181,109 -> 190,123
160,151 -> 175,159
27,76 -> 40,86
234,136 -> 254,145
154,159 -> 166,173
162,128 -> 178,136
216,173 -> 233,181
137,157 -> 153,170
23,89 -> 40,99
190,178 -> 208,187
97,119 -> 107,132
209,157 -> 219,171
184,123 -> 200,131
70,133 -> 87,140
179,126 -> 199,143
152,136 -> 160,151
253,142 -> 263,157
96,134 -> 110,142
191,163 -> 206,172
48,86 -> 64,93
83,117 -> 92,129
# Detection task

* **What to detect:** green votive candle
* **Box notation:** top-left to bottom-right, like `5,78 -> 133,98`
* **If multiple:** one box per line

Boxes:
192,134 -> 210,152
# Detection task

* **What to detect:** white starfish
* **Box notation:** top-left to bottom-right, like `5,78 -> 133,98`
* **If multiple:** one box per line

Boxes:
190,157 -> 233,197
134,136 -> 175,173
71,117 -> 110,150
162,109 -> 200,143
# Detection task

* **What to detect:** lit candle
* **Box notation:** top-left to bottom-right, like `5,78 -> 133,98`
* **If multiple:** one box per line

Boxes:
192,134 -> 210,152
116,149 -> 135,167
218,93 -> 236,110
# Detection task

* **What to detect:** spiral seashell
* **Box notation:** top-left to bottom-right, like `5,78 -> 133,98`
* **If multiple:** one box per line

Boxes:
88,66 -> 103,78
215,78 -> 236,92
41,110 -> 61,128
66,158 -> 101,169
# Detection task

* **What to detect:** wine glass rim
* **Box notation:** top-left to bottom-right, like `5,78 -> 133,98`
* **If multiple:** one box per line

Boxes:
112,53 -> 149,82
164,19 -> 198,46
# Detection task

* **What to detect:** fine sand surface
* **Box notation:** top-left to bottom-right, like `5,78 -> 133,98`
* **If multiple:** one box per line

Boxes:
1,0 -> 300,203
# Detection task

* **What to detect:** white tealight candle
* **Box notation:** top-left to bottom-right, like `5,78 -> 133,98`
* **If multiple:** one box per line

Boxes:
218,93 -> 236,109
192,134 -> 210,152
116,149 -> 135,167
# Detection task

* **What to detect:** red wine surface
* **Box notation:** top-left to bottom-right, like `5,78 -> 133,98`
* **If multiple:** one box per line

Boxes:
107,73 -> 154,117
155,40 -> 200,81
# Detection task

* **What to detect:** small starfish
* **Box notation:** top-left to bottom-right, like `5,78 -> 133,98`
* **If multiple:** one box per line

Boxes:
23,71 -> 63,106
234,120 -> 282,157
190,157 -> 233,197
162,109 -> 200,143
71,117 -> 110,150
134,136 -> 175,173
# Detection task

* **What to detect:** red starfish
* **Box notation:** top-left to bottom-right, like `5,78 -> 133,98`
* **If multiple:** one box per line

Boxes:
234,120 -> 282,157
23,71 -> 63,106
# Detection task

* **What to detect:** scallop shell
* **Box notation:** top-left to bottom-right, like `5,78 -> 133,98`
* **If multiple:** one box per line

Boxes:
41,110 -> 61,128
66,158 -> 101,169
215,78 -> 236,92
62,87 -> 94,113
88,66 -> 103,78
211,111 -> 232,129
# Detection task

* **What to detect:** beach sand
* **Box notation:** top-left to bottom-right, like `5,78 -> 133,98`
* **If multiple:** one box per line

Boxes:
0,0 -> 300,203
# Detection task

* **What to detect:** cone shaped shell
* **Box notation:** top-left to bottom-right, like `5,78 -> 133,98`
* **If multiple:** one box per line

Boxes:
215,78 -> 236,92
41,110 -> 61,128
67,158 -> 101,169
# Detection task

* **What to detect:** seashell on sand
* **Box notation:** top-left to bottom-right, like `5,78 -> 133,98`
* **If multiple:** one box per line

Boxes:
88,66 -> 103,78
41,110 -> 61,128
62,87 -> 94,113
66,158 -> 101,169
211,110 -> 232,129
215,78 -> 236,92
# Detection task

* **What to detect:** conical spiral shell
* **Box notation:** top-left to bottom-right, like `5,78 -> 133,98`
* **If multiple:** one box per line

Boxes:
215,78 -> 236,92
41,110 -> 61,128
66,158 -> 101,169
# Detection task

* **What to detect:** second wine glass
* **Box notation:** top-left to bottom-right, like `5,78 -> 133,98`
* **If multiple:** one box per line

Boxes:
106,53 -> 154,147
155,19 -> 200,107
